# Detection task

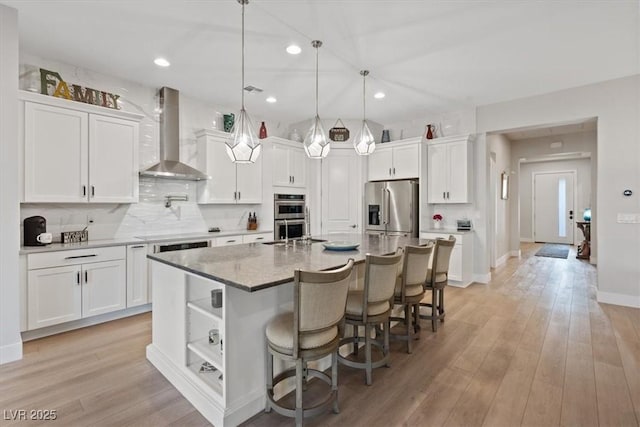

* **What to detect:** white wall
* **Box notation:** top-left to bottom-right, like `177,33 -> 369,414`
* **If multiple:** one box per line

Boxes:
519,158 -> 591,241
18,54 -> 277,241
287,118 -> 384,145
0,4 -> 22,364
487,134 -> 512,264
384,108 -> 476,141
477,75 -> 640,307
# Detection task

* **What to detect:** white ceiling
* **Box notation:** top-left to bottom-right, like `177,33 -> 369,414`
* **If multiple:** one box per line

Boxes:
3,1 -> 639,124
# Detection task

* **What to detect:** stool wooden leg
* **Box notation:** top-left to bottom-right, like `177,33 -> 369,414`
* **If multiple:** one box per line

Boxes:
406,304 -> 413,354
331,351 -> 339,414
439,287 -> 445,322
432,288 -> 438,332
365,324 -> 372,385
302,361 -> 309,391
353,326 -> 359,357
384,320 -> 391,367
265,345 -> 273,413
295,359 -> 303,426
413,303 -> 420,334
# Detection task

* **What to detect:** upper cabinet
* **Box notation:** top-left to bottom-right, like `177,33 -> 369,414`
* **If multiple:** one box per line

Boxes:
427,134 -> 473,204
269,137 -> 306,188
21,92 -> 142,203
196,129 -> 263,204
367,138 -> 420,181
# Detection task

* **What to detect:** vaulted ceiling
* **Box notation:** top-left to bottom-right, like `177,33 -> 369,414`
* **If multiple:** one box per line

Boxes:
3,0 -> 639,124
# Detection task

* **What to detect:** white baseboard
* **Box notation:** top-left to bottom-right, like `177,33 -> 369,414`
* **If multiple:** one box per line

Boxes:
473,273 -> 491,284
0,341 -> 23,365
520,237 -> 534,243
590,256 -> 597,265
22,304 -> 151,341
510,250 -> 521,258
597,290 -> 640,308
495,253 -> 509,268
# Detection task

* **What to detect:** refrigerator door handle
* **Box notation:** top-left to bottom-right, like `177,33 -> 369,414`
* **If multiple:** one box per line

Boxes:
385,188 -> 391,226
381,188 -> 387,225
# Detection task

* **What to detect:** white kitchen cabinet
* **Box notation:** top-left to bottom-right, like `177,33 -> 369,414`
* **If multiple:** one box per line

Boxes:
88,115 -> 139,203
82,259 -> 127,317
420,232 -> 473,287
214,235 -> 243,246
427,135 -> 473,204
367,138 -> 420,181
127,244 -> 149,308
196,130 -> 263,204
27,265 -> 82,329
269,137 -> 306,188
21,92 -> 142,203
26,246 -> 127,330
242,232 -> 272,243
322,148 -> 363,233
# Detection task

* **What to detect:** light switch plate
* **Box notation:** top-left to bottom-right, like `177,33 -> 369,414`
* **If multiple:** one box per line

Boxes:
616,213 -> 640,224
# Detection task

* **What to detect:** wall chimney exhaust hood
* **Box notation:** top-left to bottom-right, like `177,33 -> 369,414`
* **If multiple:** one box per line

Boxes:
140,87 -> 210,181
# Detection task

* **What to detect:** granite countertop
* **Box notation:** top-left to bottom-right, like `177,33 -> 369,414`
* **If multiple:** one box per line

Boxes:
421,229 -> 474,235
19,229 -> 273,255
148,233 -> 429,292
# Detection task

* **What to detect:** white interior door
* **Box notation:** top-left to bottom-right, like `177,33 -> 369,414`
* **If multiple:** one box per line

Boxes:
321,150 -> 361,233
534,171 -> 575,244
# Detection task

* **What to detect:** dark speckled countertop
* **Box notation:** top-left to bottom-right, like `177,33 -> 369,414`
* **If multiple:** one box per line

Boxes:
148,233 -> 429,292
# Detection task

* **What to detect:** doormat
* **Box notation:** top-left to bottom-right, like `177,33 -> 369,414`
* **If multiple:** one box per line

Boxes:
535,244 -> 570,259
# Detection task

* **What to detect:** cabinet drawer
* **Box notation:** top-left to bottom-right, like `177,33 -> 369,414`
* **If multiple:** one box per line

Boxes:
214,235 -> 243,246
242,233 -> 272,243
28,246 -> 126,270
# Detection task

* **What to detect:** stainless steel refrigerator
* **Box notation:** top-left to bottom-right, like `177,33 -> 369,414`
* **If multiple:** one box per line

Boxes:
365,179 -> 419,237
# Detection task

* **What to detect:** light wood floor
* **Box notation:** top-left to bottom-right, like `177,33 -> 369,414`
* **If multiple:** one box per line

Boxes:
1,243 -> 639,426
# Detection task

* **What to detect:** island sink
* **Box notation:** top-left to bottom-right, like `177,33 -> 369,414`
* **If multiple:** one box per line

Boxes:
262,238 -> 327,246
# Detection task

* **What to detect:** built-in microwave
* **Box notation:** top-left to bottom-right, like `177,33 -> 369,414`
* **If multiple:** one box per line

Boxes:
274,219 -> 305,240
274,194 -> 306,220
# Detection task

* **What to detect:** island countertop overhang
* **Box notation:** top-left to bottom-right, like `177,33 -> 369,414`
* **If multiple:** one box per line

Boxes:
147,233 -> 429,292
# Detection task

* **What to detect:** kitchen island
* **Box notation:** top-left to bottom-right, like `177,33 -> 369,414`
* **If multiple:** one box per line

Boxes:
146,233 -> 426,426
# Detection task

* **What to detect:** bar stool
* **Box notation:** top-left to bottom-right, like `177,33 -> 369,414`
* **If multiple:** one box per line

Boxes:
391,244 -> 434,353
265,259 -> 354,426
419,236 -> 456,332
338,250 -> 403,385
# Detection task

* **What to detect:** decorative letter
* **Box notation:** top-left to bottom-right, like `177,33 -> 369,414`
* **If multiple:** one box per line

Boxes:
40,69 -> 63,96
53,81 -> 72,99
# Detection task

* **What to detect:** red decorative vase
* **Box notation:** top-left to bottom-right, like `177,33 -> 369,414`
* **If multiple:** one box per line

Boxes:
426,124 -> 434,140
259,121 -> 267,139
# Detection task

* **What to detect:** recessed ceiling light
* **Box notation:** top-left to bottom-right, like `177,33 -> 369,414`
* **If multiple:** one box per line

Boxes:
266,96 -> 277,103
154,57 -> 170,67
374,92 -> 385,99
286,44 -> 301,55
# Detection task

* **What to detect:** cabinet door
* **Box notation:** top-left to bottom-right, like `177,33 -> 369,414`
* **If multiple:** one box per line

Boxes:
28,265 -> 82,329
272,144 -> 291,186
126,245 -> 148,308
199,139 -> 237,203
447,141 -> 470,203
289,148 -> 307,188
447,244 -> 462,281
236,156 -> 262,203
322,149 -> 362,233
392,144 -> 420,179
427,144 -> 449,203
24,102 -> 88,202
82,260 -> 126,317
89,115 -> 139,203
367,148 -> 393,181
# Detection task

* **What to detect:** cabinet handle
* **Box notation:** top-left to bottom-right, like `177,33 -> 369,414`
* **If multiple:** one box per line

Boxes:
255,237 -> 264,240
389,168 -> 392,176
289,176 -> 292,183
447,191 -> 449,199
350,224 -> 357,228
292,176 -> 295,184
131,245 -> 145,249
82,185 -> 86,197
91,186 -> 95,197
443,192 -> 446,199
238,192 -> 241,200
227,240 -> 236,243
76,272 -> 80,285
84,270 -> 88,283
64,254 -> 97,260
393,167 -> 396,175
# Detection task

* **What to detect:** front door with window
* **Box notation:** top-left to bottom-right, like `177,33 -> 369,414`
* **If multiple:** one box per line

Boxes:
534,171 -> 575,244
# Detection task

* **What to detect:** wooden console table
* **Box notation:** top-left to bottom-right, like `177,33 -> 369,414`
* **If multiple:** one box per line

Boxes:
576,221 -> 591,260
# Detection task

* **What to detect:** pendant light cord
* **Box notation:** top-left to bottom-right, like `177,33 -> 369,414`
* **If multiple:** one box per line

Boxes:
362,72 -> 366,120
315,44 -> 319,117
241,1 -> 245,110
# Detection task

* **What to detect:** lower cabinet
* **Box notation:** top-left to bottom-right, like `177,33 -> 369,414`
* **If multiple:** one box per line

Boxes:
212,232 -> 273,246
126,244 -> 149,308
420,232 -> 473,287
27,246 -> 126,330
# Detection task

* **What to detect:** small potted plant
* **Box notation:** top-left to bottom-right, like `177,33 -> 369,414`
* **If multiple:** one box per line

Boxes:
433,213 -> 443,229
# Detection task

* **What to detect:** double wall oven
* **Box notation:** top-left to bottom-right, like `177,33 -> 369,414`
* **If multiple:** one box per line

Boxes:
274,194 -> 306,240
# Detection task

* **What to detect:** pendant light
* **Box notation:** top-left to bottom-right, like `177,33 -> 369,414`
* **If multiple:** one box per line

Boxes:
226,0 -> 261,163
303,40 -> 330,159
353,70 -> 375,155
